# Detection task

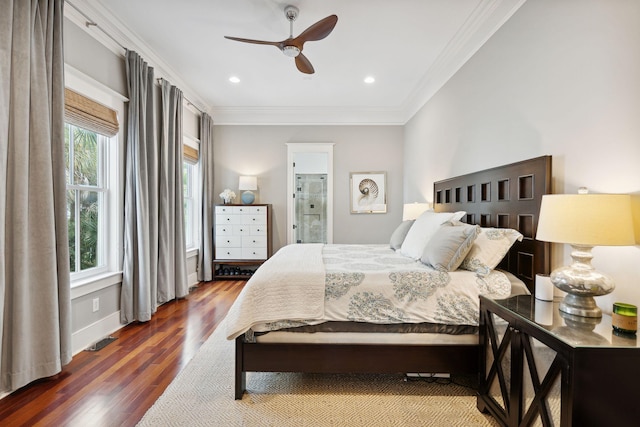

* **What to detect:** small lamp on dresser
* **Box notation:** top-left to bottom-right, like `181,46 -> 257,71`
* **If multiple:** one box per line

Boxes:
239,176 -> 258,204
535,191 -> 635,318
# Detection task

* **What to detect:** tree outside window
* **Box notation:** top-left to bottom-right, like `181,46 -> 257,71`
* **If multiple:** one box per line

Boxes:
183,161 -> 197,249
65,123 -> 107,273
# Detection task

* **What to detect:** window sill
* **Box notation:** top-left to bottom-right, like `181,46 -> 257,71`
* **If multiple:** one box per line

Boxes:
70,249 -> 198,299
70,271 -> 123,299
186,247 -> 199,258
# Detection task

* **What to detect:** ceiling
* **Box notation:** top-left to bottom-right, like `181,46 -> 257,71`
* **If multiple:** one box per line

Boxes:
70,0 -> 525,125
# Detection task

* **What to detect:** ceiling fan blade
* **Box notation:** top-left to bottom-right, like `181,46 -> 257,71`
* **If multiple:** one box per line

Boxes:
295,53 -> 315,74
224,36 -> 282,48
294,15 -> 338,44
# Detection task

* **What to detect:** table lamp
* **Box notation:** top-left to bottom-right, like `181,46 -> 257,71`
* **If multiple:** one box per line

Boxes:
536,192 -> 635,317
402,203 -> 431,221
239,176 -> 257,204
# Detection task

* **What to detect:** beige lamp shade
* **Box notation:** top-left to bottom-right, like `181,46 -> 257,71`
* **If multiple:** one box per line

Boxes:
402,203 -> 431,221
536,194 -> 635,246
238,176 -> 257,191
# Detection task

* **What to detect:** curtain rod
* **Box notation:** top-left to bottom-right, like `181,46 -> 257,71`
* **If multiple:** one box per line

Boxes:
156,78 -> 204,115
66,1 -> 206,116
66,1 -> 127,51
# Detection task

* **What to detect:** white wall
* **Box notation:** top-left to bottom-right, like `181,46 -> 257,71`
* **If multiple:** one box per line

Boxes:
213,125 -> 404,251
404,0 -> 640,313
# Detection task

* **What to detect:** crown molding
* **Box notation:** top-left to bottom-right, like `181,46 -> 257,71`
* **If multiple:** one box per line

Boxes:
210,106 -> 407,126
64,0 -> 211,115
64,0 -> 526,126
401,0 -> 527,123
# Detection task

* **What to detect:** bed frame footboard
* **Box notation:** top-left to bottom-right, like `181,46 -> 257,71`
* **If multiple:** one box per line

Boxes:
234,334 -> 478,399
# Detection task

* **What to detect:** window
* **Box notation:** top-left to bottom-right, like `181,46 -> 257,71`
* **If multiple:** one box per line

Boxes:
183,160 -> 198,249
65,123 -> 108,275
63,76 -> 123,287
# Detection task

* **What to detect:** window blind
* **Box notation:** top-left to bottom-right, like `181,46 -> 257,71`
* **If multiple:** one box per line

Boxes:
64,88 -> 119,137
183,144 -> 198,162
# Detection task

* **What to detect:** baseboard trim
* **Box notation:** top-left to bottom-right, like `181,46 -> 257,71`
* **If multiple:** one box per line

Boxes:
188,271 -> 199,287
72,311 -> 126,355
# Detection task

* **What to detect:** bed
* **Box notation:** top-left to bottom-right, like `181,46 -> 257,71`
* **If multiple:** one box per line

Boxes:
228,155 -> 552,399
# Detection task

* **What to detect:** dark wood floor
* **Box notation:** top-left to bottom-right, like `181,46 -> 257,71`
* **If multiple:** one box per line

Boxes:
0,280 -> 245,427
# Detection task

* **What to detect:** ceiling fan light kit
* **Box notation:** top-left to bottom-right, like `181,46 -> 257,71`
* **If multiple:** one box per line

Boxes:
224,4 -> 338,74
282,46 -> 300,58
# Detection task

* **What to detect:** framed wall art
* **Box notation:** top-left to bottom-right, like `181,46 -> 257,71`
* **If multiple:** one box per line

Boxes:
350,172 -> 387,213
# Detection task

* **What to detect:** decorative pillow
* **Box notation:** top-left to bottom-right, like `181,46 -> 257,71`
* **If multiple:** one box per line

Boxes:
421,221 -> 481,271
399,210 -> 466,260
390,220 -> 415,250
460,228 -> 523,272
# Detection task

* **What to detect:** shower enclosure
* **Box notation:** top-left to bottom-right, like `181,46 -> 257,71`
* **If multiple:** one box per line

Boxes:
286,143 -> 334,244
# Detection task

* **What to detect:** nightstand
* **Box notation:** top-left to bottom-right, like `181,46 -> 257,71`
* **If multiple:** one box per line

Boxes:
478,294 -> 640,427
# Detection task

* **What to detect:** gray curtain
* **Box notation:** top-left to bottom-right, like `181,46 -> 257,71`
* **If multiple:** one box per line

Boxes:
121,50 -> 158,322
198,113 -> 215,282
0,0 -> 72,392
121,52 -> 188,322
158,80 -> 188,301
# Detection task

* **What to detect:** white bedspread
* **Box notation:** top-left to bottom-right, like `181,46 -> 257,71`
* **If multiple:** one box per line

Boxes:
225,244 -> 326,340
320,245 -> 511,325
226,244 -> 512,340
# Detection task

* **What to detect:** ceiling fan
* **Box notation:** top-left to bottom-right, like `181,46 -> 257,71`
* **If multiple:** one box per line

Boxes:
224,5 -> 338,74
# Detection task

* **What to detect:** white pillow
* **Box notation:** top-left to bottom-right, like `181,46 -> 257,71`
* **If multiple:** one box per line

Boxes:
460,227 -> 523,272
399,210 -> 466,259
390,220 -> 415,250
421,221 -> 481,272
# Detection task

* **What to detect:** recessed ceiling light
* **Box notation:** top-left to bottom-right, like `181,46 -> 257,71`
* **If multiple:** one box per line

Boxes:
364,76 -> 375,84
229,76 -> 240,84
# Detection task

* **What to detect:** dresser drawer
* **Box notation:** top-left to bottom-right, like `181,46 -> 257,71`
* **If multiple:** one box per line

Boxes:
242,247 -> 267,260
234,225 -> 251,235
242,235 -> 267,248
248,206 -> 267,215
215,205 -> 234,215
216,214 -> 243,225
215,225 -> 234,236
216,247 -> 242,260
250,225 -> 267,235
242,214 -> 267,225
233,206 -> 253,214
215,236 -> 241,247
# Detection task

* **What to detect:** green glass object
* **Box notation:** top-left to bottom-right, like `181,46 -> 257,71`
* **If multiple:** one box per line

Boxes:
612,302 -> 637,335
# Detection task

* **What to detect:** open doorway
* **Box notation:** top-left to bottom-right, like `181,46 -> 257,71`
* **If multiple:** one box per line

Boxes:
286,143 -> 334,244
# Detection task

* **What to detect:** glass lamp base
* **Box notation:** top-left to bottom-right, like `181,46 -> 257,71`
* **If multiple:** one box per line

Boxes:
559,294 -> 602,318
551,244 -> 614,318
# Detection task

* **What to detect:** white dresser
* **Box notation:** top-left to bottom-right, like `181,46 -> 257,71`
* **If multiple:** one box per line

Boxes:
213,204 -> 272,279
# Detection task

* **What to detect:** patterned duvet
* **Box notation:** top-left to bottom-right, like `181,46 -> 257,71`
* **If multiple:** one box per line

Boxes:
251,244 -> 511,333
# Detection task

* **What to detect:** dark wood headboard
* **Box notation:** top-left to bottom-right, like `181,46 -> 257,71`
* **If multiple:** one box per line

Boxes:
433,155 -> 552,292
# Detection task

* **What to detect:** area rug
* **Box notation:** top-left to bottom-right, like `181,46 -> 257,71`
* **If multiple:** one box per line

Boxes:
137,319 -> 499,426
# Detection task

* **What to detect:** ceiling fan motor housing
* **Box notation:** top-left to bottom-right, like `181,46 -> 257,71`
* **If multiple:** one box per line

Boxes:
284,5 -> 299,21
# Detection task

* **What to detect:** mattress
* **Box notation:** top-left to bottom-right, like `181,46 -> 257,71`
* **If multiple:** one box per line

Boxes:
239,245 -> 529,345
